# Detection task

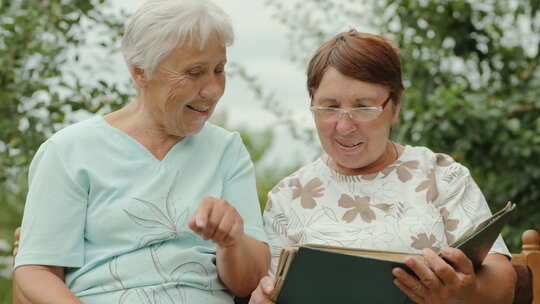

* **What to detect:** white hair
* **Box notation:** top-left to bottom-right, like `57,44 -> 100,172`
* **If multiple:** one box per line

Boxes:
121,0 -> 234,79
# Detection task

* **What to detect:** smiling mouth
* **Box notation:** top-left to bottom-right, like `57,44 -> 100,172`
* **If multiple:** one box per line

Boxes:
186,104 -> 210,113
336,139 -> 364,149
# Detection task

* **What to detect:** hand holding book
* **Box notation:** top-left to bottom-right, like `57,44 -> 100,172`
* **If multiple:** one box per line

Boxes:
392,246 -> 477,303
269,202 -> 515,304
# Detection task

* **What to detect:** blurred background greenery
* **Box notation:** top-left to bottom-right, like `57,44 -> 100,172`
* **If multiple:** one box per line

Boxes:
1,0 -> 539,302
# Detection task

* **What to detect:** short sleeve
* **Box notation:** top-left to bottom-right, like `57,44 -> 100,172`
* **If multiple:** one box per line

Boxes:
263,185 -> 296,277
221,133 -> 268,244
436,162 -> 510,257
14,140 -> 88,269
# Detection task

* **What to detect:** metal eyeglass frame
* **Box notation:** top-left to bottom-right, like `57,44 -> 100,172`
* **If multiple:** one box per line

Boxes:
310,94 -> 392,122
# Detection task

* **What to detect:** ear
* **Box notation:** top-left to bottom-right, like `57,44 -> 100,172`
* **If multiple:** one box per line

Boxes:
130,65 -> 148,88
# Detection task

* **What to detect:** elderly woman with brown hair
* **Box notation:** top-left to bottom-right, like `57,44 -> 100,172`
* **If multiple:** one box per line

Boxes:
13,0 -> 269,303
250,30 -> 516,304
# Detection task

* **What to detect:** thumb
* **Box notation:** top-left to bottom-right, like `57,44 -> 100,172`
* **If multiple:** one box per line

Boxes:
261,276 -> 275,295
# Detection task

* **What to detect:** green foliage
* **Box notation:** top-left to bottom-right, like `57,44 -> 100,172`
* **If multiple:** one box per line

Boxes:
228,63 -> 317,145
0,0 -> 129,293
0,277 -> 11,304
1,0 -> 127,177
242,127 -> 300,209
264,0 -> 540,251
378,0 -> 540,250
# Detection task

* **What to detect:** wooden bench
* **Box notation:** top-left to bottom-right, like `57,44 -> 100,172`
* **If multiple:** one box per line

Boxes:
11,228 -> 540,304
512,230 -> 540,304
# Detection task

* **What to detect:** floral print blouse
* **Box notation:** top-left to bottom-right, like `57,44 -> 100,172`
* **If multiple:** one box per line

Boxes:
263,145 -> 509,276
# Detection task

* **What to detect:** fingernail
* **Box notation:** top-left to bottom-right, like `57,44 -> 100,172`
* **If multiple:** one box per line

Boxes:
196,217 -> 205,228
264,282 -> 273,293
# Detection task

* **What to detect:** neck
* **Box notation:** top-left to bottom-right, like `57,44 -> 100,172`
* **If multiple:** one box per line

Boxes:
330,141 -> 399,176
104,98 -> 183,159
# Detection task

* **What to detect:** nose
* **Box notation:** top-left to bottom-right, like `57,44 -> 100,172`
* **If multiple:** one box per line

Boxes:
335,113 -> 357,135
200,75 -> 225,100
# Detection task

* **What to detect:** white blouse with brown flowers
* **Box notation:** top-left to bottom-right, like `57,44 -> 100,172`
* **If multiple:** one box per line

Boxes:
263,145 -> 510,276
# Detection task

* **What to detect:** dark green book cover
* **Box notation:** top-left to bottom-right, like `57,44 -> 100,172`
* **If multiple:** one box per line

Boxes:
274,202 -> 515,304
276,246 -> 414,304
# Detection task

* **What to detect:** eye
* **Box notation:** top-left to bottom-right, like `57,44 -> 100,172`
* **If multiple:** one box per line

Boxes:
185,65 -> 207,78
187,69 -> 203,77
352,102 -> 370,108
215,64 -> 225,74
318,102 -> 339,108
314,97 -> 340,108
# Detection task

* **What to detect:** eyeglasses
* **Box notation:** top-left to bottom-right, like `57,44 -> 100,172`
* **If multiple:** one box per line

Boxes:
310,95 -> 392,122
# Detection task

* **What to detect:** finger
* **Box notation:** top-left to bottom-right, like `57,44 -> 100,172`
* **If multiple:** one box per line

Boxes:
394,277 -> 425,304
195,197 -> 214,229
249,288 -> 275,304
407,252 -> 443,291
221,217 -> 244,247
249,287 -> 263,304
260,276 -> 275,295
187,217 -> 200,233
249,292 -> 274,304
249,277 -> 275,304
392,267 -> 426,299
440,247 -> 474,275
205,199 -> 230,240
424,248 -> 458,286
191,197 -> 215,239
212,207 -> 236,244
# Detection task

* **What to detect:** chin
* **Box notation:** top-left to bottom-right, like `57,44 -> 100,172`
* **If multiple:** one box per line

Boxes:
332,154 -> 370,171
167,119 -> 207,137
336,160 -> 363,171
184,122 -> 206,136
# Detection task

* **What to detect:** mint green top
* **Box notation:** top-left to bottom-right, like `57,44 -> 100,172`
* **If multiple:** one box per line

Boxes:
15,116 -> 267,303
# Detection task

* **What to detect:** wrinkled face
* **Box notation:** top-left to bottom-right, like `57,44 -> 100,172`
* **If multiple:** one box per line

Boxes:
312,67 -> 400,173
137,33 -> 227,137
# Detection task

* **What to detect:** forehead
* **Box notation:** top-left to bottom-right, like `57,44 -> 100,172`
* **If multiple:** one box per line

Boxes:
161,34 -> 227,69
315,67 -> 389,101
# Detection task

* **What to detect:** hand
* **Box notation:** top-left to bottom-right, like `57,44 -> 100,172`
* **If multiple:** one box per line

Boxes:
392,247 -> 477,304
249,276 -> 275,304
188,197 -> 245,248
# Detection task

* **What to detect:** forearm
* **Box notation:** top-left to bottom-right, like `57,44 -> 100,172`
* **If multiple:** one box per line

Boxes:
14,265 -> 82,304
217,234 -> 270,297
469,254 -> 516,304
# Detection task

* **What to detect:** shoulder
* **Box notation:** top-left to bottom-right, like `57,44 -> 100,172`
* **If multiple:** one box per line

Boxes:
28,117 -> 103,184
191,123 -> 252,178
31,116 -> 116,179
403,145 -> 471,185
30,116 -> 104,165
47,116 -> 104,150
265,159 -> 329,216
267,159 -> 324,199
192,122 -> 242,149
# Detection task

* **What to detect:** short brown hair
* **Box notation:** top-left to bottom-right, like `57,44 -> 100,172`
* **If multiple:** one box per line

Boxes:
307,30 -> 404,103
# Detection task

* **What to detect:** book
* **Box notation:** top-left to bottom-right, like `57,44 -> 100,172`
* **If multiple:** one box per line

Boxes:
271,201 -> 516,304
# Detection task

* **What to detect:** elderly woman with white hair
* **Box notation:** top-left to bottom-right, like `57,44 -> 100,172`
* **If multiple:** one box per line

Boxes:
13,0 -> 270,303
